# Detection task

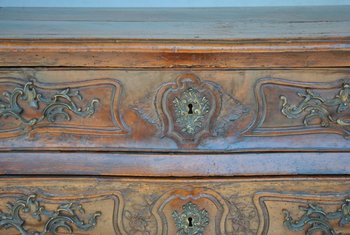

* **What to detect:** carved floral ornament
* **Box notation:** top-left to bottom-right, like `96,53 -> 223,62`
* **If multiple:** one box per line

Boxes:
132,74 -> 249,147
0,194 -> 101,235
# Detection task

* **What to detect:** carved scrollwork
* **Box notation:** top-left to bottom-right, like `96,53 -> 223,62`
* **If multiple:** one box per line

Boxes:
0,80 -> 99,127
0,77 -> 129,138
151,187 -> 230,235
132,74 -> 249,147
281,82 -> 350,128
283,198 -> 350,234
0,194 -> 101,235
155,74 -> 222,147
172,202 -> 209,235
250,78 -> 350,138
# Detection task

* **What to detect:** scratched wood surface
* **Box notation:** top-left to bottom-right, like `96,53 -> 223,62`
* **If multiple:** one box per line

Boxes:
0,7 -> 350,235
1,7 -> 350,39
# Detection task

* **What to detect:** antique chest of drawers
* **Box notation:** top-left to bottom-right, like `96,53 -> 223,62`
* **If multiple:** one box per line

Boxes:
1,6 -> 350,235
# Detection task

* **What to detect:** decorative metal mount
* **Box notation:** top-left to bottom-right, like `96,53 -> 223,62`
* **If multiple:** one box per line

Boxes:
172,202 -> 209,235
0,194 -> 101,235
280,82 -> 350,128
132,74 -> 248,147
173,87 -> 210,135
283,199 -> 350,234
0,80 -> 99,127
155,74 -> 221,147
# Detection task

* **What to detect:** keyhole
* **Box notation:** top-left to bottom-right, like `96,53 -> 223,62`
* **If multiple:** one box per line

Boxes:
188,217 -> 193,227
188,104 -> 193,114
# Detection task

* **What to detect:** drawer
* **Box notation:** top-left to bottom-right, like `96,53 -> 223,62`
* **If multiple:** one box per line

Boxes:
1,68 -> 350,152
0,177 -> 349,234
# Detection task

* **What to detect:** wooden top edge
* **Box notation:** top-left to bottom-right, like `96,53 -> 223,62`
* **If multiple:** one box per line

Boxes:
2,36 -> 350,42
1,37 -> 350,53
1,38 -> 350,67
0,176 -> 348,182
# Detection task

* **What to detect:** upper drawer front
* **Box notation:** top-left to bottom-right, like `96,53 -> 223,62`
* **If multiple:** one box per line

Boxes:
1,68 -> 350,151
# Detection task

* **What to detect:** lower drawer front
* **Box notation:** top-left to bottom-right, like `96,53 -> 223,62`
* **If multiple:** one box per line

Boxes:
0,177 -> 348,235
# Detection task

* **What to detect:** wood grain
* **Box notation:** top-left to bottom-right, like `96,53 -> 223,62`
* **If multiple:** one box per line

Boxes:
1,7 -> 350,68
1,39 -> 350,68
1,7 -> 350,39
0,77 -> 128,138
0,177 -> 349,235
1,152 -> 350,176
1,69 -> 350,152
1,7 -> 349,235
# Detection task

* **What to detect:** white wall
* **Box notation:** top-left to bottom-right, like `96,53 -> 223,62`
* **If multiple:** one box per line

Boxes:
1,0 -> 350,7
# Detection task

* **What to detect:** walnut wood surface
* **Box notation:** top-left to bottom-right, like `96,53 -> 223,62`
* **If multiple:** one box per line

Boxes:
1,7 -> 350,68
1,39 -> 350,68
1,8 -> 350,234
1,7 -> 350,39
1,152 -> 350,176
1,69 -> 350,152
0,177 -> 349,235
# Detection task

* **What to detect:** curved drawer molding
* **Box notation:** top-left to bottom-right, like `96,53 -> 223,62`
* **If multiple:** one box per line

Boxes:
254,192 -> 350,235
3,69 -> 350,151
151,188 -> 229,235
133,73 -> 249,147
0,77 -> 129,138
0,192 -> 126,235
250,78 -> 350,137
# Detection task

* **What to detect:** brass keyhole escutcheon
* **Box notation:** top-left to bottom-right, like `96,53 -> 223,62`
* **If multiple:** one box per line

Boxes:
172,87 -> 210,135
172,202 -> 209,234
188,217 -> 193,227
188,103 -> 193,114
